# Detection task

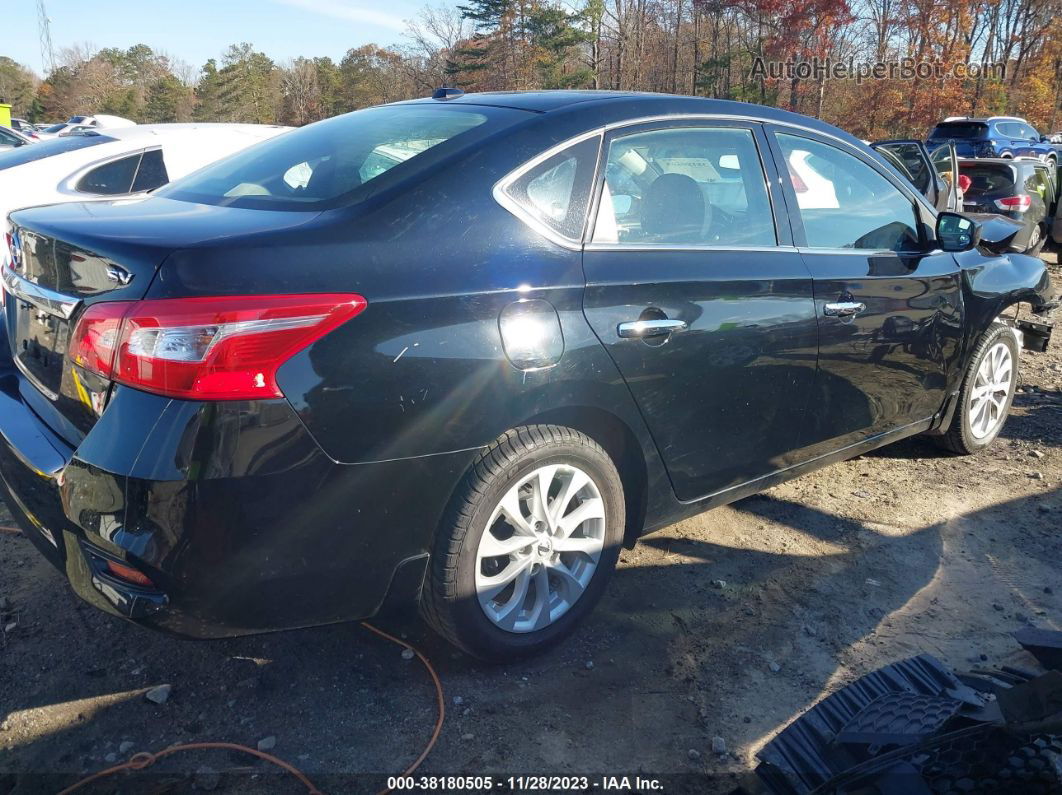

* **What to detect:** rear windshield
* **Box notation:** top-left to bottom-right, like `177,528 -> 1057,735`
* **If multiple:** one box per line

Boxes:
959,163 -> 1016,194
0,134 -> 116,171
930,123 -> 988,139
158,104 -> 525,211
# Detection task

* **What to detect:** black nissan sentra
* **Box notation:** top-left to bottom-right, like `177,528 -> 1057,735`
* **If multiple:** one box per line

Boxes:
1,91 -> 1055,661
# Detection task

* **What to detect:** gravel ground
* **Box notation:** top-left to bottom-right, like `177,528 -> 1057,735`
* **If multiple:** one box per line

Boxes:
1,247 -> 1060,794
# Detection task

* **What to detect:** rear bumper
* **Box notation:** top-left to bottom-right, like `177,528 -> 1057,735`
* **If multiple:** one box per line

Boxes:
0,362 -> 474,639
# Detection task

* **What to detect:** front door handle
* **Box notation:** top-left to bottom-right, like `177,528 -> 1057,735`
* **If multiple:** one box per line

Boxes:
617,318 -> 688,338
823,301 -> 867,318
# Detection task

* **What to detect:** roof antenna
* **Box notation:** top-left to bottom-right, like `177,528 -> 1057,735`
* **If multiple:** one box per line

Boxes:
432,87 -> 465,101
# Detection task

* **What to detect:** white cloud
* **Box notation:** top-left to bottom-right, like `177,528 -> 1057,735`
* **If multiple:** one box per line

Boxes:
271,0 -> 408,32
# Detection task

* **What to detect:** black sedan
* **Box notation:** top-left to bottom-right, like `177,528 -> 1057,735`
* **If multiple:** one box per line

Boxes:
0,91 -> 1055,661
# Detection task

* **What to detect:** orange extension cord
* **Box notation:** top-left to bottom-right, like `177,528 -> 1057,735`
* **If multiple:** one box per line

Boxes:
56,622 -> 446,795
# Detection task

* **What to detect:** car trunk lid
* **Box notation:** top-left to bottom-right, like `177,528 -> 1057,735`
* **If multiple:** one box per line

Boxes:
3,197 -> 322,442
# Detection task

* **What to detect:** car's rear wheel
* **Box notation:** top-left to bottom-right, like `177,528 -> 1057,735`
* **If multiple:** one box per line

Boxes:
421,425 -> 624,661
1027,224 -> 1045,256
935,322 -> 1019,455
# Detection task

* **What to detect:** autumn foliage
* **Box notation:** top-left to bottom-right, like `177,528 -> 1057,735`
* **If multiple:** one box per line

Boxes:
1,0 -> 1059,139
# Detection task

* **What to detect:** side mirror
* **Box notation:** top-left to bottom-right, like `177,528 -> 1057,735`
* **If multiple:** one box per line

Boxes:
936,212 -> 981,252
1041,136 -> 1050,143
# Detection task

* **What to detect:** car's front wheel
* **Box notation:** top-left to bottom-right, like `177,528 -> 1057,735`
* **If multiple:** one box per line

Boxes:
421,425 -> 625,661
935,322 -> 1019,454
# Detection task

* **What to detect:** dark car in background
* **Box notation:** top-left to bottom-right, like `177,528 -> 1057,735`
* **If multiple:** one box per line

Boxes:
1,91 -> 1055,661
928,117 -> 1057,164
959,157 -> 1058,254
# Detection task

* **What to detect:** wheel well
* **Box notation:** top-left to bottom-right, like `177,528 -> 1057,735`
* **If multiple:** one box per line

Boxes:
524,406 -> 649,548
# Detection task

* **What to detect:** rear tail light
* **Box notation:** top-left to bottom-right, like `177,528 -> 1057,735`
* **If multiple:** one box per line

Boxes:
69,294 -> 366,400
958,174 -> 972,193
994,195 -> 1031,212
790,171 -> 809,193
69,302 -> 127,377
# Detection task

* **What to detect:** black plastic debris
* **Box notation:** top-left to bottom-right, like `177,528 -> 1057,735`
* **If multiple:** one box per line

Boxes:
1015,628 -> 1062,671
834,692 -> 963,749
753,651 -> 1062,795
997,671 -> 1062,725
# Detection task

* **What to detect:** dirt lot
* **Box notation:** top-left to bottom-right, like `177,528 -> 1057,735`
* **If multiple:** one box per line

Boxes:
2,248 -> 1060,794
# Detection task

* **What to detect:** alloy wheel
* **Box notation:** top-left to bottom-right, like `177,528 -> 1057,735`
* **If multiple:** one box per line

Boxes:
475,464 -> 605,633
968,340 -> 1014,439
1028,226 -> 1042,252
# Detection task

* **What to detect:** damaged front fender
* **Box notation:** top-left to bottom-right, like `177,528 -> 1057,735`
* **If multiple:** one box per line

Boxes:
956,249 -> 1055,339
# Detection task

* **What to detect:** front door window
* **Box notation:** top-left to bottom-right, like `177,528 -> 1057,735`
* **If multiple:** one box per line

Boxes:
777,133 -> 922,252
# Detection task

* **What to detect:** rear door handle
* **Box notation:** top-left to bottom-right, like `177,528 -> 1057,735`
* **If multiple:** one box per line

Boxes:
823,301 -> 866,318
617,318 -> 688,338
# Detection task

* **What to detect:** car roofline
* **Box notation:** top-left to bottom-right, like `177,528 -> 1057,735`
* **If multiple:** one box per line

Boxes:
396,91 -> 869,149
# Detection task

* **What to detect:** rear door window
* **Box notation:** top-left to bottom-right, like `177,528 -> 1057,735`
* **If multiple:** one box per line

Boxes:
591,126 -> 775,246
1025,168 -> 1050,202
76,153 -> 142,195
1015,123 -> 1038,140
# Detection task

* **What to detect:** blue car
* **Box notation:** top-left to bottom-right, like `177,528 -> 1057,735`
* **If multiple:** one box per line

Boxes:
927,116 -> 1057,164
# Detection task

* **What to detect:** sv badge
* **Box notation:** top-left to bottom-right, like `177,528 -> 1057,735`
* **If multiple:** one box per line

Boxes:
106,265 -> 134,286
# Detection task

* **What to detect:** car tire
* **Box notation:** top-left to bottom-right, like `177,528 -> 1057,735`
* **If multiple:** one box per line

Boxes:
421,425 -> 625,662
1027,225 -> 1045,257
935,322 -> 1019,455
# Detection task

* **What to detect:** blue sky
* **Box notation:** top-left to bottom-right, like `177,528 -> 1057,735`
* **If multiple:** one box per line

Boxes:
3,0 -> 452,77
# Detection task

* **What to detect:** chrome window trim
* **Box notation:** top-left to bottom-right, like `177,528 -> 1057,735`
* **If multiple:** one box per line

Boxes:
492,129 -> 604,251
2,266 -> 80,319
794,247 -> 932,257
494,112 -> 938,250
585,243 -> 796,253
